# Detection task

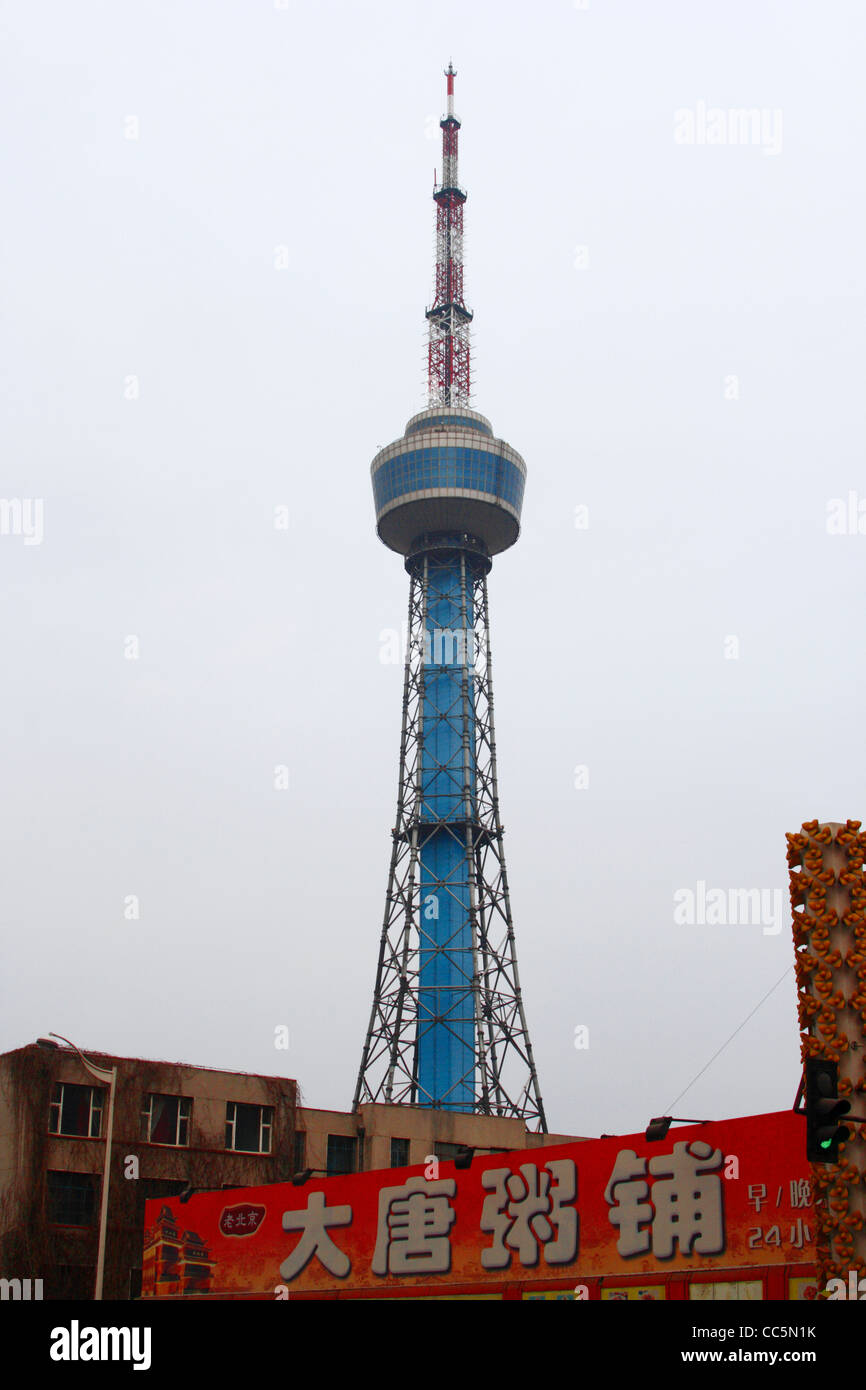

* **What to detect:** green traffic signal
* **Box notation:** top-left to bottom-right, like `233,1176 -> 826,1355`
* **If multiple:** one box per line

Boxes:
805,1058 -> 851,1163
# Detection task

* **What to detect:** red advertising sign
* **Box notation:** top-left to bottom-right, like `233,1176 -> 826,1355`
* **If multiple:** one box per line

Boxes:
142,1111 -> 816,1299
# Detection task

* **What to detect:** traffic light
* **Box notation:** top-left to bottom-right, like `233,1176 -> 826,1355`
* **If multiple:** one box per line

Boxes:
805,1058 -> 851,1162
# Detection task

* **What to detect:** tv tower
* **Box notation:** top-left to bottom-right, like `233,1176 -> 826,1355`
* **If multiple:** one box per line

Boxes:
354,66 -> 546,1128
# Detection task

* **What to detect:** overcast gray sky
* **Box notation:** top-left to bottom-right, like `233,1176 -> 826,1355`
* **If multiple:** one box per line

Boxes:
2,0 -> 864,1138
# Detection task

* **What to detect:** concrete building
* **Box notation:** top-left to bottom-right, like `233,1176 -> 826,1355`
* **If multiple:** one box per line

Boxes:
0,1041 -> 583,1299
297,1103 -> 582,1179
0,1042 -> 297,1299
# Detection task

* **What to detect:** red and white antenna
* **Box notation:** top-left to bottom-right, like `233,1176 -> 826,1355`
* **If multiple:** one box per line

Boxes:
425,63 -> 473,407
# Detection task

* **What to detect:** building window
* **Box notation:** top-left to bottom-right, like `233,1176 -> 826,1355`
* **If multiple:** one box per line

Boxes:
326,1135 -> 356,1176
225,1103 -> 273,1154
390,1138 -> 410,1168
48,1083 -> 104,1138
141,1094 -> 191,1146
46,1171 -> 97,1227
294,1131 -> 306,1173
433,1142 -> 465,1161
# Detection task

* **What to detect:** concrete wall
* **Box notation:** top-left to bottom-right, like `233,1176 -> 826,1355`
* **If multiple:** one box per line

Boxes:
298,1101 -> 587,1175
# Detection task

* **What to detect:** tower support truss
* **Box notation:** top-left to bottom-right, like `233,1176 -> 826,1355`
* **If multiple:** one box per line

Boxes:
354,536 -> 547,1128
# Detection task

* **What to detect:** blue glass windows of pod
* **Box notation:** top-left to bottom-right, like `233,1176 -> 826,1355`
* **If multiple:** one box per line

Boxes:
373,447 -> 525,515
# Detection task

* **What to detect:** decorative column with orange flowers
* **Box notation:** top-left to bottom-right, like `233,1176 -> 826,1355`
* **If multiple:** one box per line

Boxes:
786,819 -> 866,1290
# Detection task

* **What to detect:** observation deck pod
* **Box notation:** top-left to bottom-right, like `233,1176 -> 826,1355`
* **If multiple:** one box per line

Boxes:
370,406 -> 526,561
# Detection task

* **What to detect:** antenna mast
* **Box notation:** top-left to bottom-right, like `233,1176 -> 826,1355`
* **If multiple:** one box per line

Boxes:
426,63 -> 473,406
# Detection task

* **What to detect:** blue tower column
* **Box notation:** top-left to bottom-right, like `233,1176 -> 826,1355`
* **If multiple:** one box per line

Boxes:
417,548 -> 477,1110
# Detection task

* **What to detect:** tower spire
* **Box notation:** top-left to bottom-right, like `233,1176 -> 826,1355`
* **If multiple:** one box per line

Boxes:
426,64 -> 473,407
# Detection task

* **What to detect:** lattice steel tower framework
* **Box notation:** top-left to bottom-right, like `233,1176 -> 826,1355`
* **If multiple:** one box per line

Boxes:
354,66 -> 546,1128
